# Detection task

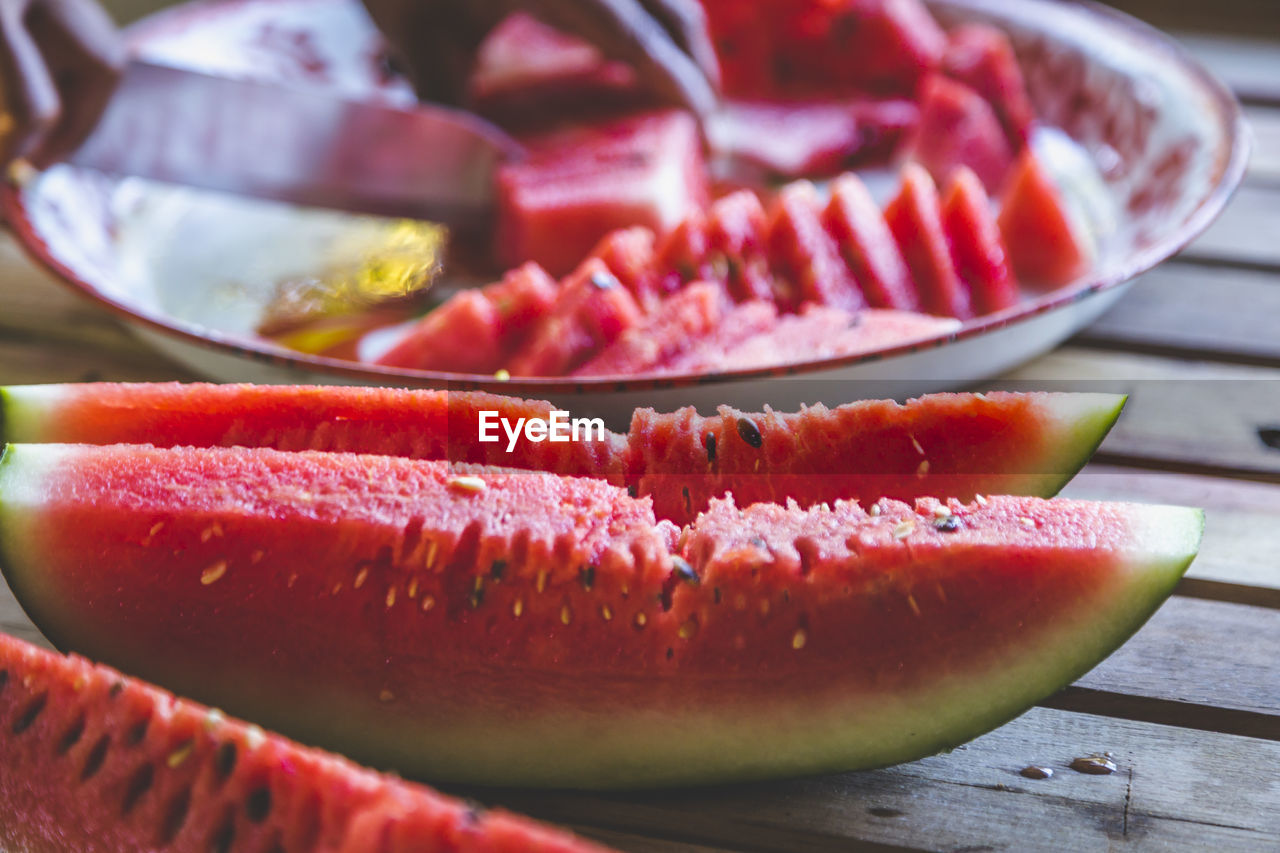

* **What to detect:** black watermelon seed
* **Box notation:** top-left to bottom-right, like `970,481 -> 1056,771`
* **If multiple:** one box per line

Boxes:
210,812 -> 236,853
666,647 -> 674,660
463,803 -> 486,826
109,682 -> 124,698
57,715 -> 87,754
579,566 -> 596,590
671,557 -> 700,586
121,763 -> 155,816
490,560 -> 507,581
682,486 -> 692,515
0,670 -> 8,691
80,735 -> 110,781
736,417 -> 763,448
214,743 -> 238,781
246,787 -> 272,823
12,693 -> 47,735
627,483 -> 639,498
934,516 -> 962,533
589,271 -> 618,290
704,432 -> 717,463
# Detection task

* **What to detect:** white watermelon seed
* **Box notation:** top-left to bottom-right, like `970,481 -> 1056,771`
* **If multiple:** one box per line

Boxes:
201,561 -> 228,586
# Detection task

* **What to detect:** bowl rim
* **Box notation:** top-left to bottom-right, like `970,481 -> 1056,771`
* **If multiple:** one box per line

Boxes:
0,0 -> 1250,394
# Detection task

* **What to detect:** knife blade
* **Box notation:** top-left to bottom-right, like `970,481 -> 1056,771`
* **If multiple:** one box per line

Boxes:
68,60 -> 524,228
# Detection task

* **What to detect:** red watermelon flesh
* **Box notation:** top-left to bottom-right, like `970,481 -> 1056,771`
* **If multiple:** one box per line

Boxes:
998,149 -> 1093,287
696,306 -> 957,376
0,383 -> 1126,525
374,264 -> 557,373
653,208 -> 711,296
909,74 -> 1014,194
494,109 -> 708,277
469,13 -> 644,127
629,389 -> 1120,526
942,24 -> 1035,150
573,283 -> 726,377
823,173 -> 920,310
0,442 -> 1201,786
374,290 -> 503,374
0,631 -> 608,853
707,98 -> 919,179
885,163 -> 973,319
507,260 -> 644,376
656,300 -> 782,374
942,167 -> 1020,315
585,226 -> 660,307
766,181 -> 866,312
705,190 -> 774,304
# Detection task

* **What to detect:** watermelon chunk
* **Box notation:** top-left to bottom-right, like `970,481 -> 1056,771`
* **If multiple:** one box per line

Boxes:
0,383 -> 1127,525
656,300 -> 781,374
909,74 -> 1014,193
823,173 -> 920,310
507,259 -> 644,376
0,630 -> 607,852
375,264 -> 558,373
373,289 -> 504,374
707,98 -> 919,179
0,443 -> 1201,787
495,109 -> 709,277
885,163 -> 973,319
942,24 -> 1035,150
942,167 -> 1020,315
585,226 -> 659,306
705,190 -> 774,303
693,306 -> 958,375
766,181 -> 866,312
469,12 -> 645,127
573,283 -> 726,377
998,149 -> 1093,287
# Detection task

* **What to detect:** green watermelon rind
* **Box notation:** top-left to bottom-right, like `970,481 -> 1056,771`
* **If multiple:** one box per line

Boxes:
0,442 -> 1200,788
1030,391 -> 1127,497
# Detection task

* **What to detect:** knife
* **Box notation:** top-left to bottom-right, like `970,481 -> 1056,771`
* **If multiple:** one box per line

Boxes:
68,60 -> 524,228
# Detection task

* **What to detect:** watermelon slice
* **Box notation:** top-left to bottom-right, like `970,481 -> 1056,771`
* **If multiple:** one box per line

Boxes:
373,290 -> 504,374
885,163 -> 973,319
494,109 -> 709,277
998,149 -> 1093,287
942,167 -> 1020,315
0,443 -> 1201,787
573,283 -> 726,377
585,226 -> 659,306
669,306 -> 958,379
0,383 -> 1126,526
942,24 -> 1035,150
705,190 -> 774,304
655,300 -> 781,373
0,630 -> 608,852
766,181 -> 866,312
823,173 -> 919,310
376,263 -> 558,372
507,259 -> 644,376
909,74 -> 1015,193
707,98 -> 919,179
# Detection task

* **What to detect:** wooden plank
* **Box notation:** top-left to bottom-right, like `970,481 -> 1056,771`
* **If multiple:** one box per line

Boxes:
1182,185 -> 1280,268
1062,466 -> 1280,602
1244,106 -> 1280,186
1073,262 -> 1280,366
1179,33 -> 1280,104
1101,3 -> 1280,41
997,350 -> 1280,481
1074,597 -> 1280,728
465,708 -> 1280,852
0,339 -> 193,385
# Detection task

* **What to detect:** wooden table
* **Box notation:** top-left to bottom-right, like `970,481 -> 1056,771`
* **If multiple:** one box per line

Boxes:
1,19 -> 1278,853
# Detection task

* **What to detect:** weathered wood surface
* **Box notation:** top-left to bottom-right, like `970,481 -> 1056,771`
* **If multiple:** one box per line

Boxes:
0,16 -> 1277,853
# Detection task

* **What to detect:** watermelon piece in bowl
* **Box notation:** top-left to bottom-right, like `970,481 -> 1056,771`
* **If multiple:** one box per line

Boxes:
766,181 -> 866,312
495,109 -> 709,277
885,163 -> 973,319
0,442 -> 1202,787
942,23 -> 1035,150
999,148 -> 1094,287
908,74 -> 1015,193
942,167 -> 1020,315
823,173 -> 920,311
0,629 -> 609,852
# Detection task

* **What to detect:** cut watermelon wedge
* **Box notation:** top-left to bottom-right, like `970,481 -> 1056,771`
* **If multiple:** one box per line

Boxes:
909,74 -> 1015,193
0,443 -> 1201,787
942,167 -> 1020,315
0,384 -> 1127,527
999,149 -> 1093,287
573,282 -> 726,377
766,181 -> 866,312
942,24 -> 1035,150
0,630 -> 608,852
823,173 -> 919,311
885,163 -> 973,319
